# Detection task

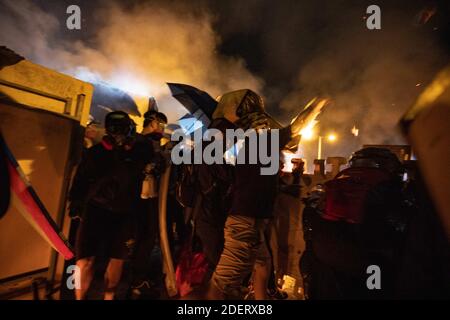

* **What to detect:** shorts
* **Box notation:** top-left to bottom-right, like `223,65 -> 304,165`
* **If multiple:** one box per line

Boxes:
211,215 -> 271,299
75,203 -> 135,260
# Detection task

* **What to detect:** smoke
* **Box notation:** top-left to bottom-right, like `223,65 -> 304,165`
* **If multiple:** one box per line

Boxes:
0,0 -> 262,122
1,0 -> 448,165
278,1 -> 448,163
210,0 -> 449,166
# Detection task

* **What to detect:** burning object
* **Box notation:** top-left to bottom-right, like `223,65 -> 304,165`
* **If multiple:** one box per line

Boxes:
291,98 -> 329,139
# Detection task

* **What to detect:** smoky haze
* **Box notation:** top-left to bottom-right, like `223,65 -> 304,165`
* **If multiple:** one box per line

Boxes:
0,0 -> 262,123
278,1 -> 447,162
1,0 -> 448,164
210,0 -> 449,164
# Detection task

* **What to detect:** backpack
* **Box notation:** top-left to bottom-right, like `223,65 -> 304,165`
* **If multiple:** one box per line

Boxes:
323,167 -> 394,224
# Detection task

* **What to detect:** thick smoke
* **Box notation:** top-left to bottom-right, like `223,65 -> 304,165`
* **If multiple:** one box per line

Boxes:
0,0 -> 262,122
1,0 -> 448,166
210,0 -> 449,164
278,1 -> 448,162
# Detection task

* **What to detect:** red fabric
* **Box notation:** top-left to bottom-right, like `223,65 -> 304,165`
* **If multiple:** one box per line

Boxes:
323,167 -> 392,224
101,137 -> 133,151
7,161 -> 74,260
101,138 -> 114,150
175,244 -> 209,297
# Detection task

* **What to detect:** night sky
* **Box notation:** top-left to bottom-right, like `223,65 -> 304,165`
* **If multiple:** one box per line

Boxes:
33,0 -> 450,109
2,0 -> 450,160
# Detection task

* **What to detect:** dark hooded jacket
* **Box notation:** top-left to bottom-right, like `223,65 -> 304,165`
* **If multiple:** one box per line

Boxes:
213,89 -> 291,219
69,136 -> 153,214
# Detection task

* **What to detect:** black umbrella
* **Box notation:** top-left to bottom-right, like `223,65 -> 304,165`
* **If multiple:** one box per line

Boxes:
90,82 -> 141,125
167,83 -> 217,120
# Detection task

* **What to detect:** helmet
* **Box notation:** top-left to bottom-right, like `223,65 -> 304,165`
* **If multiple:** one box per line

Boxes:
104,111 -> 136,145
349,147 -> 403,175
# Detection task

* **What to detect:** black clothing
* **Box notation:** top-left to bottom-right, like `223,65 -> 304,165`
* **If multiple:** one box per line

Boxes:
75,203 -> 135,260
69,138 -> 153,214
229,126 -> 291,219
131,198 -> 159,284
193,118 -> 234,270
70,137 -> 153,261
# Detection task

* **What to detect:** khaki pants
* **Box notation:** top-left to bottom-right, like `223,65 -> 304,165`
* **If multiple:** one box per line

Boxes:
212,215 -> 271,299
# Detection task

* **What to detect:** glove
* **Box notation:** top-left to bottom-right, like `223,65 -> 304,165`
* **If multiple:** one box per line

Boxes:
235,112 -> 270,131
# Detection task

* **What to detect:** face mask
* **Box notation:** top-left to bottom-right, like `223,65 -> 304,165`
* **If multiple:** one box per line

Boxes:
111,134 -> 127,146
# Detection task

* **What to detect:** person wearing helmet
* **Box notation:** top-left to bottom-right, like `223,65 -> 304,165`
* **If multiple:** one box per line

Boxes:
303,147 -> 409,299
129,110 -> 169,298
206,89 -> 296,300
69,111 -> 153,300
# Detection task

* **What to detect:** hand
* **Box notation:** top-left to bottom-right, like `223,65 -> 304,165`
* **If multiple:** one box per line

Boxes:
235,112 -> 270,130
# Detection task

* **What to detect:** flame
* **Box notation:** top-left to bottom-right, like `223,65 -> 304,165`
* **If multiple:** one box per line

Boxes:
351,125 -> 359,137
293,98 -> 329,141
299,120 -> 317,140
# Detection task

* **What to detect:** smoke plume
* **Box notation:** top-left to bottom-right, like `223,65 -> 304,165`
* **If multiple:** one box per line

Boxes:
0,0 -> 262,122
210,0 -> 449,165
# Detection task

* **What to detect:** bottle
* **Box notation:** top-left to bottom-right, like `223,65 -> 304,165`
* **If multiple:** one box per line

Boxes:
141,163 -> 158,199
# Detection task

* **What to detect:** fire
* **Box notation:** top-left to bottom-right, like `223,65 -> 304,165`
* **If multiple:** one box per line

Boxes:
351,125 -> 359,137
299,120 -> 317,140
293,97 -> 329,141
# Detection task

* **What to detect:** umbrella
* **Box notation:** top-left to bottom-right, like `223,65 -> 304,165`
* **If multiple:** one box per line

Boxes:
90,81 -> 141,125
177,111 -> 210,136
167,83 -> 217,120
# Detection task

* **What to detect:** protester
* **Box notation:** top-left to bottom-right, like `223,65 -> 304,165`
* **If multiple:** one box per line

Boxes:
207,89 -> 307,300
129,110 -> 168,298
69,111 -> 152,300
301,147 -> 410,299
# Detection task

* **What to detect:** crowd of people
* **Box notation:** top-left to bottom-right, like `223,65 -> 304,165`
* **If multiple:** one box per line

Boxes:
68,90 -> 450,300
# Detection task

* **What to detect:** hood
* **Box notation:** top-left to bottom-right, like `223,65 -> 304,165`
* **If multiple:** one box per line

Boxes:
212,89 -> 265,123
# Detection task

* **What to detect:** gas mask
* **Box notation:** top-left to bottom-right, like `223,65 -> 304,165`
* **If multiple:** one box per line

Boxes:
104,111 -> 136,147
